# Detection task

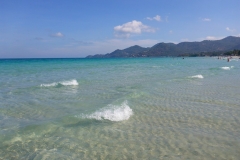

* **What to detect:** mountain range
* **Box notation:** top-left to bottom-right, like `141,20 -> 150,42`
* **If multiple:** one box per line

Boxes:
86,36 -> 240,58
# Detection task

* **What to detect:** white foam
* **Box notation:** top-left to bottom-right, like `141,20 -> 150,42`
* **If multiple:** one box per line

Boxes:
190,75 -> 204,79
221,67 -> 230,70
40,82 -> 58,87
231,66 -> 234,68
40,79 -> 78,87
60,79 -> 78,86
79,101 -> 133,122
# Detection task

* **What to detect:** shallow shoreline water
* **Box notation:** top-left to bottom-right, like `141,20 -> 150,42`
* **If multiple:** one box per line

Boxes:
0,57 -> 239,159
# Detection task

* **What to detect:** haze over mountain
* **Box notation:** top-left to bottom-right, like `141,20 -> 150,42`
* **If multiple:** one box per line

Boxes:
86,36 -> 240,58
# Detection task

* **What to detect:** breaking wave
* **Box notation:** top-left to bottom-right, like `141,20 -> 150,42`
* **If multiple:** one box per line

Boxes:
221,67 -> 231,70
190,75 -> 204,79
76,101 -> 133,122
40,79 -> 78,87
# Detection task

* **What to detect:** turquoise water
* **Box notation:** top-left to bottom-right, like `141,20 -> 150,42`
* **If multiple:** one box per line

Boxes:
0,57 -> 239,159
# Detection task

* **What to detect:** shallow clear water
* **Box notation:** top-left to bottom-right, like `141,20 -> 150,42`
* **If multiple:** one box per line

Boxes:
0,57 -> 239,159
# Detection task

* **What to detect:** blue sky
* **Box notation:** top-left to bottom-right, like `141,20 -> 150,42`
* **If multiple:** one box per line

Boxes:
1,0 -> 240,58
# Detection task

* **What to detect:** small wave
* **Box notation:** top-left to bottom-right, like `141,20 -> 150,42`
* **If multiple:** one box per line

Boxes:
40,82 -> 58,87
77,101 -> 133,122
221,67 -> 230,70
40,79 -> 78,87
190,75 -> 204,79
60,79 -> 78,86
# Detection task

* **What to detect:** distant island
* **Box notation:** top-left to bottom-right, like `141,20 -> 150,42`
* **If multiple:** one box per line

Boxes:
86,36 -> 240,58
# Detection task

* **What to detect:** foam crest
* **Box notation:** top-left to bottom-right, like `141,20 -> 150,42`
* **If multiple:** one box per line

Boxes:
221,67 -> 230,70
80,101 -> 133,121
40,82 -> 58,87
41,79 -> 78,87
60,79 -> 78,86
190,75 -> 204,79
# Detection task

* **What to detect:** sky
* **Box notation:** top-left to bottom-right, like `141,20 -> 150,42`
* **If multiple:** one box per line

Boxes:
1,0 -> 240,58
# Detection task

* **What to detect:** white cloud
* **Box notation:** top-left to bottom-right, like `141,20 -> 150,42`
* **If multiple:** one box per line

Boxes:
50,32 -> 64,37
226,27 -> 235,32
206,36 -> 216,40
114,20 -> 156,38
202,18 -> 211,22
146,15 -> 161,21
205,36 -> 222,40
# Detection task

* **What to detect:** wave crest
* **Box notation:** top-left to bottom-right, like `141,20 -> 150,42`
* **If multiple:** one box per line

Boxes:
78,101 -> 133,122
190,75 -> 204,79
40,79 -> 78,87
221,67 -> 230,70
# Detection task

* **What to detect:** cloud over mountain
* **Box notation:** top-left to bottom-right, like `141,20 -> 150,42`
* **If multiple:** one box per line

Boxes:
114,20 -> 155,38
226,27 -> 235,32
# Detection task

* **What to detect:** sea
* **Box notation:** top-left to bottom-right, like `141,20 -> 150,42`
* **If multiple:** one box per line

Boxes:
0,57 -> 239,160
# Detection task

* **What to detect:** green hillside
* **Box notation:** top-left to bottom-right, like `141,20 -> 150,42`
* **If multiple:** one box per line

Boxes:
86,36 -> 240,58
